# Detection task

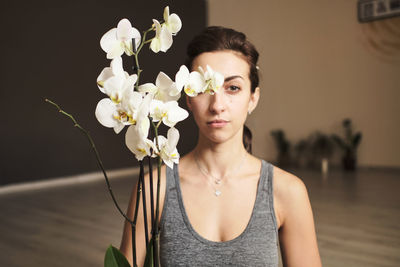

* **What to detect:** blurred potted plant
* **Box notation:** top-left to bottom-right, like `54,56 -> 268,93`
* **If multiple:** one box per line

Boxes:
270,129 -> 291,167
331,118 -> 362,171
294,138 -> 309,168
310,131 -> 334,174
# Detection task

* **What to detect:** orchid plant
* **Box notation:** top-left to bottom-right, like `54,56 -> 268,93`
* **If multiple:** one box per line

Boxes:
46,6 -> 224,267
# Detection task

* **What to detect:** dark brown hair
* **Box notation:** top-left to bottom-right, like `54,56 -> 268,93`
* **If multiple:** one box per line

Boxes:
185,26 -> 259,153
243,125 -> 253,154
185,26 -> 259,93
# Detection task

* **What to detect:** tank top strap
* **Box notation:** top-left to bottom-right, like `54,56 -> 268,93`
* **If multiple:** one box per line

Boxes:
258,160 -> 278,237
260,160 -> 274,195
165,164 -> 177,191
159,164 -> 178,229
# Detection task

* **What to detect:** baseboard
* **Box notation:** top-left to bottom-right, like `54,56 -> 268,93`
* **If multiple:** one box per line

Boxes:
0,167 -> 140,195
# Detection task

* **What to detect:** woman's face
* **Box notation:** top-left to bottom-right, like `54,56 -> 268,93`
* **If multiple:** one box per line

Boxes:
187,50 -> 259,144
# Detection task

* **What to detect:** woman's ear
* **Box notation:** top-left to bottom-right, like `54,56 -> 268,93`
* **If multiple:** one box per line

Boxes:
186,95 -> 192,111
248,87 -> 260,114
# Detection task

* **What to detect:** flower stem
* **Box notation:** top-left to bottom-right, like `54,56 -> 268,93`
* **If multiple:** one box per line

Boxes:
132,176 -> 142,267
152,124 -> 162,267
153,157 -> 162,267
128,25 -> 160,266
139,161 -> 150,248
45,99 -> 135,225
133,27 -> 154,91
148,156 -> 155,232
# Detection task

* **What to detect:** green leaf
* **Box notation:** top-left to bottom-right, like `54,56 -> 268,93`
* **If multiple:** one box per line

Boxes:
104,245 -> 131,267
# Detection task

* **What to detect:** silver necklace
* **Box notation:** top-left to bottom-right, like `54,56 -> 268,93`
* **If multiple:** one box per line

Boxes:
194,152 -> 247,197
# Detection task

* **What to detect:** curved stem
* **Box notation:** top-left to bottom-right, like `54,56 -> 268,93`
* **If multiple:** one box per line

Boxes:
133,27 -> 154,91
45,99 -> 135,224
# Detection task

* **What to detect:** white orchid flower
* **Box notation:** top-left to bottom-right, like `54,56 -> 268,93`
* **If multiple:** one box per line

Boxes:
125,124 -> 154,161
95,94 -> 139,134
137,92 -> 153,121
95,87 -> 151,134
103,72 -> 137,103
150,19 -> 173,53
97,56 -> 128,93
100,19 -> 141,59
139,71 -> 180,102
125,93 -> 155,160
120,90 -> 152,128
176,65 -> 225,97
181,70 -> 207,97
199,65 -> 224,95
154,127 -> 180,169
95,99 -> 126,134
97,56 -> 137,106
97,68 -> 113,94
150,100 -> 189,127
163,6 -> 182,35
174,65 -> 189,95
135,92 -> 153,136
184,71 -> 206,97
120,90 -> 144,124
149,6 -> 181,53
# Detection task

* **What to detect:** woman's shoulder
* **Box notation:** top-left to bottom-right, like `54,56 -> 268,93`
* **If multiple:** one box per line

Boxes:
258,158 -> 306,194
272,165 -> 306,194
271,164 -> 310,227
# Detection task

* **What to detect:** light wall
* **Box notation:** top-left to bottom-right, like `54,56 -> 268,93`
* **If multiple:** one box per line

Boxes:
207,0 -> 400,168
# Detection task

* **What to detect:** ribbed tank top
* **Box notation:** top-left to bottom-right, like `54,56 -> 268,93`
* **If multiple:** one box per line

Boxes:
159,160 -> 279,266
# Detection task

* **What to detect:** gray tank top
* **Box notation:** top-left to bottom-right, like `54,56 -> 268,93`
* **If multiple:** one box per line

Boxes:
159,160 -> 279,266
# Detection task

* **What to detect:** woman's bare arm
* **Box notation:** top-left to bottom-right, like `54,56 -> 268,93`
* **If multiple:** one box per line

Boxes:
276,170 -> 322,267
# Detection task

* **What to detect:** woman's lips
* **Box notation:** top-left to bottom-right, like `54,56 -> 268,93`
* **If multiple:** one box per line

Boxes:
207,119 -> 229,128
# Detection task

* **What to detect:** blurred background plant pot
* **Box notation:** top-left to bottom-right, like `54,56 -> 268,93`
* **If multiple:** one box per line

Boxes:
342,152 -> 357,171
332,119 -> 362,171
270,129 -> 292,168
310,131 -> 334,174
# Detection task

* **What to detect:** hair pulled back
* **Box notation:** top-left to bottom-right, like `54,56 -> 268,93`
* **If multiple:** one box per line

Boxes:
185,26 -> 259,93
185,26 -> 259,153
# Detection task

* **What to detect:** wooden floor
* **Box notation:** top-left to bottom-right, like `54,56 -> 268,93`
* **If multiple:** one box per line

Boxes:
0,166 -> 399,266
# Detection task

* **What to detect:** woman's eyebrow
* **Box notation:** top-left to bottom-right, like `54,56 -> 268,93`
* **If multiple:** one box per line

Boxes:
224,75 -> 244,82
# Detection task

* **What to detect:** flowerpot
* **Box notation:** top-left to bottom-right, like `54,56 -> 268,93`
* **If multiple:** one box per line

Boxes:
342,156 -> 356,171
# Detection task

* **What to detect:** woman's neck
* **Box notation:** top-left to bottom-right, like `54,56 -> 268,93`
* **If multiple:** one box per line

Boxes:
193,133 -> 248,178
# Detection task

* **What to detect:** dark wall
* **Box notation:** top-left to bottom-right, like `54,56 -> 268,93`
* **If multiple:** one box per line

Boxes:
0,1 -> 205,185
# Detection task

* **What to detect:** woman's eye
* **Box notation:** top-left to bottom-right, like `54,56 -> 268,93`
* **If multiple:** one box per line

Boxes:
227,85 -> 241,92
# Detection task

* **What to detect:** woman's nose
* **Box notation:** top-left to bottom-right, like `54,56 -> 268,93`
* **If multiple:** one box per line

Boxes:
208,91 -> 226,114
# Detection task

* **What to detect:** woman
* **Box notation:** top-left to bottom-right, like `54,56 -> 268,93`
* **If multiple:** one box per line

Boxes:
120,26 -> 322,267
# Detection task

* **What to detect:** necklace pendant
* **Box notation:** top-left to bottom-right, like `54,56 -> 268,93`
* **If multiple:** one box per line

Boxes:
215,190 -> 222,196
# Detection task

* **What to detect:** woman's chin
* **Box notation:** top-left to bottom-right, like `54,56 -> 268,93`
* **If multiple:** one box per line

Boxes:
200,130 -> 240,145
